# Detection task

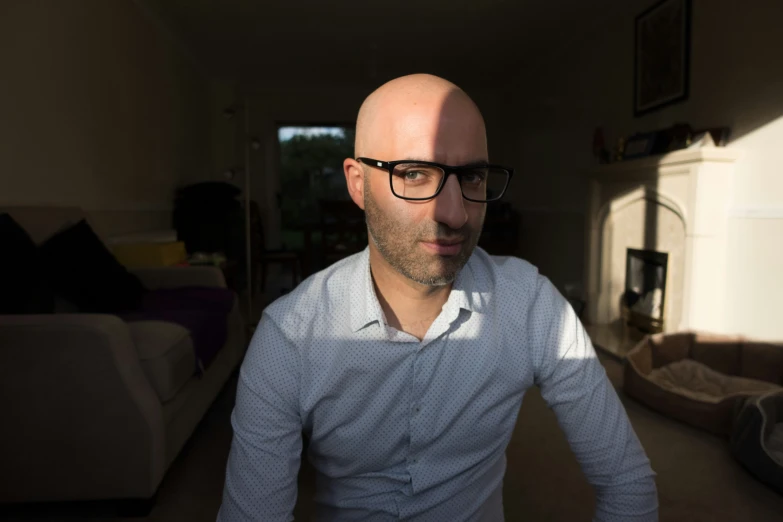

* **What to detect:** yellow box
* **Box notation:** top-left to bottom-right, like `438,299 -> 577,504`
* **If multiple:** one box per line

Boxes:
111,241 -> 187,268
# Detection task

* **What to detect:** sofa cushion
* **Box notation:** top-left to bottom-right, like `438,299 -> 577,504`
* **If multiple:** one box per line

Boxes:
127,320 -> 196,402
0,213 -> 55,314
0,206 -> 85,245
39,219 -> 147,313
141,286 -> 234,371
120,287 -> 234,376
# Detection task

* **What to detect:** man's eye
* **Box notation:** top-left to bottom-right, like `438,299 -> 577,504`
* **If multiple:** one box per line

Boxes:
396,169 -> 434,182
462,171 -> 486,184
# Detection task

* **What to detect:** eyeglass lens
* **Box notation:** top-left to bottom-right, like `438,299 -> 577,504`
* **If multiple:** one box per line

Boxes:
391,163 -> 508,201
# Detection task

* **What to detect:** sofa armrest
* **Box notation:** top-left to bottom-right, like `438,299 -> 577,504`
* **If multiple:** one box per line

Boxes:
0,314 -> 166,502
132,266 -> 227,290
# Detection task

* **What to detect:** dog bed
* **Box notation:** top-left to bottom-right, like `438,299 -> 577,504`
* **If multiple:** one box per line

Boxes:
624,332 -> 783,435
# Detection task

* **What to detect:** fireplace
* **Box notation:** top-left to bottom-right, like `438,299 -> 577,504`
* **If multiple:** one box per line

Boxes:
622,248 -> 668,333
582,147 -> 741,357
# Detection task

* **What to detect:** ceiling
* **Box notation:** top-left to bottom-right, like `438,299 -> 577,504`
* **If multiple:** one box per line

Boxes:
138,0 -> 648,89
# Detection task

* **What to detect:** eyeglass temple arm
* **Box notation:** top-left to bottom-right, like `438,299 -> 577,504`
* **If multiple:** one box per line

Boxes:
356,157 -> 388,169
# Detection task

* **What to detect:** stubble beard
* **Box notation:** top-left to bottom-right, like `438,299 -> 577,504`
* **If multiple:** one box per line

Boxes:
363,182 -> 484,287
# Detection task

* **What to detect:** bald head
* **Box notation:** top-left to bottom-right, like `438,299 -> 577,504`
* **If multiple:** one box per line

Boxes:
343,74 -> 490,288
355,74 -> 487,163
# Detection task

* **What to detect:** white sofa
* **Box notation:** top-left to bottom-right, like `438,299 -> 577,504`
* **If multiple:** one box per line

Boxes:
0,206 -> 246,505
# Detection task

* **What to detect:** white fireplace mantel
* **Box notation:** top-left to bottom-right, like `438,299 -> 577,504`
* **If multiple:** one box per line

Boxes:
584,146 -> 743,342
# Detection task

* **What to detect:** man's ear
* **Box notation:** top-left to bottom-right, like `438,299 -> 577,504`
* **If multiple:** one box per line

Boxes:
343,158 -> 366,210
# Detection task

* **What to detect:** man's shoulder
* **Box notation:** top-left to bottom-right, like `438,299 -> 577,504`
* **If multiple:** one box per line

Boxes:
469,248 -> 544,294
465,248 -> 564,322
263,251 -> 363,331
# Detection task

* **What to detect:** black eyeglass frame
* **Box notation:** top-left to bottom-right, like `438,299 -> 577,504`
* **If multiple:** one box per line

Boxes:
356,157 -> 514,202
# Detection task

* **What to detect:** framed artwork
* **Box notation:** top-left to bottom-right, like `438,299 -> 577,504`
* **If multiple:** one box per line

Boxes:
634,0 -> 692,116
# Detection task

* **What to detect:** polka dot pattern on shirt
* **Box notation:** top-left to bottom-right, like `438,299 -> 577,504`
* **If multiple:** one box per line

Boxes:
216,248 -> 658,521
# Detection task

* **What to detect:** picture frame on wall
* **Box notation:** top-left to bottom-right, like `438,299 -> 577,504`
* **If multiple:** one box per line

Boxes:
634,0 -> 692,116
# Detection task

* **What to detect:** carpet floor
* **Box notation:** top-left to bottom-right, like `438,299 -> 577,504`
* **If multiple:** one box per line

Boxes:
5,353 -> 783,521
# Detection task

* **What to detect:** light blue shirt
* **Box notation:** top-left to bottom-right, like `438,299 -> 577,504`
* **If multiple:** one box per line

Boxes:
218,247 -> 658,521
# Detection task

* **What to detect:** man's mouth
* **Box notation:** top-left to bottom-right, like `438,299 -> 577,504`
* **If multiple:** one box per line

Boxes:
420,238 -> 465,256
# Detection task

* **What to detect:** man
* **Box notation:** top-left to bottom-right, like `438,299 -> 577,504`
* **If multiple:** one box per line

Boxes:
218,74 -> 658,521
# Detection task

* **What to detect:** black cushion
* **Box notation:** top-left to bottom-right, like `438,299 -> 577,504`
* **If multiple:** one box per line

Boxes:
39,219 -> 147,313
0,213 -> 55,314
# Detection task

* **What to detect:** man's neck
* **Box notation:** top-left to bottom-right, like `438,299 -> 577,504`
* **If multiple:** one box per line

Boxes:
369,248 -> 452,341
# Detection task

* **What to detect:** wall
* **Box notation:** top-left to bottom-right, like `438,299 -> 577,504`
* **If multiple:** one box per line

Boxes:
0,0 -> 211,237
510,0 -> 783,339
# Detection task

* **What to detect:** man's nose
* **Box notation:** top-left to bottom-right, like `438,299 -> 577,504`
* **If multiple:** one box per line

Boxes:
431,174 -> 468,230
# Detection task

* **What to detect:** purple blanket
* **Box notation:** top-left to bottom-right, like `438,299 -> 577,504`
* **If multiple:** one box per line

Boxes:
120,286 -> 234,374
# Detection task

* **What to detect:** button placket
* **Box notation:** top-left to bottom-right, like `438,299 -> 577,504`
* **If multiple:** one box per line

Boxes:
409,350 -> 424,468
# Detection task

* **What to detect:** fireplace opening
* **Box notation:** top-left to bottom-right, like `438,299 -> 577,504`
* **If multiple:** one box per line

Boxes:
622,248 -> 668,332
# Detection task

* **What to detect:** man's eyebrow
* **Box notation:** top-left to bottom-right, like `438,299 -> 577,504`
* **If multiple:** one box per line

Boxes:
398,157 -> 435,163
401,158 -> 490,167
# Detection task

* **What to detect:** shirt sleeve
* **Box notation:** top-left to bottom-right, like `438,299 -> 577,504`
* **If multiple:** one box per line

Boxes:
217,313 -> 303,522
528,276 -> 659,521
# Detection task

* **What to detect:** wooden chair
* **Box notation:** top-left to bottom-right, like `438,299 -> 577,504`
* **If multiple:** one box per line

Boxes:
248,201 -> 302,293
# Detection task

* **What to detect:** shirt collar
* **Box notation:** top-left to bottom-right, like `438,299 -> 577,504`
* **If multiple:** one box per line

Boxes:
349,248 -> 386,332
349,247 -> 487,333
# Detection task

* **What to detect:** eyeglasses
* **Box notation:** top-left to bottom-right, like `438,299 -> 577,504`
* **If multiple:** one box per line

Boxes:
356,157 -> 513,203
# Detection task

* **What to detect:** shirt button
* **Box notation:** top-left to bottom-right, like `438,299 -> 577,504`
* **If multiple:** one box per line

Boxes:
414,406 -> 421,414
